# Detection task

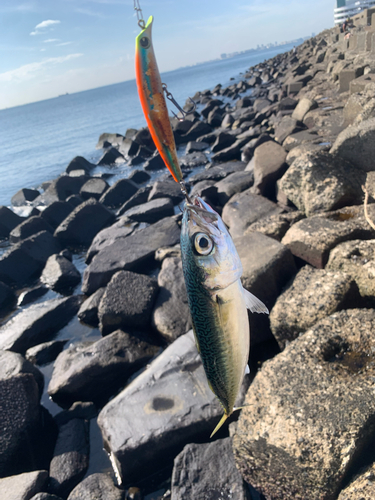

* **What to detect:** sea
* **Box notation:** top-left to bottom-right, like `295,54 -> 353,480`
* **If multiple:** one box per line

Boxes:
0,43 -> 297,210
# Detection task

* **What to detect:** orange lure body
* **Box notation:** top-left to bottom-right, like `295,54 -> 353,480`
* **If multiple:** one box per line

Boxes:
135,16 -> 183,183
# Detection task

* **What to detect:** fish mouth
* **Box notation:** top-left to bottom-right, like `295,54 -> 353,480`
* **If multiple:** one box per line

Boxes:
185,197 -> 221,236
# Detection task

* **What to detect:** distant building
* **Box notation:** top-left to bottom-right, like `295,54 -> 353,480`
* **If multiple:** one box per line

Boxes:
334,0 -> 375,24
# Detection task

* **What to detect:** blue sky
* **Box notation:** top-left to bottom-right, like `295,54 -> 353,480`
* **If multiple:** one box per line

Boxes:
0,0 -> 334,110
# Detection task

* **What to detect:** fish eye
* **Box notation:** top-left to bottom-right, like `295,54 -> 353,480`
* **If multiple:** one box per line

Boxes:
140,36 -> 150,49
194,233 -> 213,256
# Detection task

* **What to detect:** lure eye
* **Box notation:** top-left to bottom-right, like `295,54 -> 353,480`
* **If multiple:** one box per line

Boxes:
194,233 -> 213,256
140,36 -> 150,49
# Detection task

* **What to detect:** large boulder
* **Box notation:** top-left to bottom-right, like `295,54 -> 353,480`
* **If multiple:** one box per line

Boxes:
40,254 -> 81,295
122,197 -> 174,224
11,188 -> 40,207
99,179 -> 138,208
0,206 -> 24,238
79,178 -> 109,200
0,350 -> 44,396
35,176 -> 89,206
77,288 -> 106,327
66,156 -> 95,175
0,471 -> 48,500
9,216 -> 54,244
252,141 -> 288,199
85,219 -> 136,264
148,179 -> 185,204
214,171 -> 254,206
40,201 -> 74,229
67,473 -> 123,500
189,161 -> 246,184
233,309 -> 375,500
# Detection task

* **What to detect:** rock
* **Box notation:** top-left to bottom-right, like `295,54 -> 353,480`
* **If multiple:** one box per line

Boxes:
85,219 -> 136,264
278,151 -> 365,216
0,281 -> 16,318
96,133 -> 123,149
214,171 -> 254,206
0,296 -> 82,354
0,349 -> 44,395
30,494 -> 63,500
67,473 -> 123,500
185,141 -> 209,154
274,116 -> 306,143
222,190 -> 283,238
66,195 -> 84,207
11,188 -> 40,207
82,216 -> 180,295
326,239 -> 375,303
270,266 -> 360,349
292,97 -> 318,121
117,137 -> 140,157
281,205 -> 375,268
117,186 -> 152,215
152,257 -> 191,342
171,438 -> 250,500
40,254 -> 81,294
49,419 -> 89,498
98,331 -> 223,485
98,270 -> 159,335
0,231 -> 61,288
133,127 -> 155,150
245,211 -> 304,241
189,180 -> 217,201
253,98 -> 271,113
66,156 -> 95,175
0,471 -> 48,500
79,178 -> 109,200
342,93 -> 370,127
179,151 -> 208,169
179,120 -> 212,142
99,179 -> 139,208
17,285 -> 49,307
242,133 -> 274,162
144,153 -> 165,172
211,132 -> 237,153
330,117 -> 375,172
189,161 -> 246,184
9,216 -> 54,243
252,141 -> 288,199
97,147 -> 124,166
40,201 -> 74,229
0,206 -> 24,238
122,197 -> 174,224
148,179 -> 185,204
25,340 -> 68,366
36,176 -> 89,206
127,169 -> 151,184
54,199 -> 115,249
54,402 -> 97,427
48,330 -> 158,408
233,309 -> 375,500
77,288 -> 106,327
210,139 -> 243,162
337,462 -> 375,500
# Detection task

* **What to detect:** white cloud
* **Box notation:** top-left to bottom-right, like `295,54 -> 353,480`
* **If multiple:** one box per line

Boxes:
30,19 -> 60,36
43,39 -> 60,43
57,41 -> 73,46
0,53 -> 83,83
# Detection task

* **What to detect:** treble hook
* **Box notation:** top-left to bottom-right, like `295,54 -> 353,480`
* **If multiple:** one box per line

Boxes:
162,83 -> 196,122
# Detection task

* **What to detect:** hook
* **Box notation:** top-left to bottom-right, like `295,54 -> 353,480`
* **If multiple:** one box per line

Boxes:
162,83 -> 196,122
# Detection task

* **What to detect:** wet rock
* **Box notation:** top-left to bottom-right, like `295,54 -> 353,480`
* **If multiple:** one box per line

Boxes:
79,178 -> 109,200
40,201 -> 74,229
98,331 -> 223,485
118,137 -> 140,157
152,257 -> 191,342
252,141 -> 288,199
85,219 -> 136,264
0,231 -> 61,288
67,473 -> 123,500
66,156 -> 95,175
0,206 -> 24,238
0,471 -> 48,500
214,171 -> 254,206
17,285 -> 49,307
122,197 -> 174,224
148,179 -> 185,204
26,340 -> 68,366
11,188 -> 40,207
278,151 -> 365,216
0,295 -> 82,354
189,161 -> 246,184
282,205 -> 375,268
48,330 -> 158,408
49,419 -> 89,498
274,116 -> 306,143
97,147 -> 124,166
54,199 -> 115,249
77,288 -> 106,327
99,179 -> 138,208
128,169 -> 151,184
337,462 -> 375,500
40,254 -> 81,294
222,190 -> 283,238
270,266 -> 360,349
9,216 -> 54,243
82,216 -> 180,295
171,438 -> 250,500
0,281 -> 16,318
330,117 -> 375,172
233,309 -> 375,500
326,239 -> 375,302
98,270 -> 158,335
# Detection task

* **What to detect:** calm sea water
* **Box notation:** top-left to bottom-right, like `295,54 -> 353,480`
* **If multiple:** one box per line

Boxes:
0,43 -> 295,208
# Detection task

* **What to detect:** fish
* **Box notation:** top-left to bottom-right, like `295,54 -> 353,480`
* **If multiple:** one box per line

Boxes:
135,15 -> 183,184
180,196 -> 269,437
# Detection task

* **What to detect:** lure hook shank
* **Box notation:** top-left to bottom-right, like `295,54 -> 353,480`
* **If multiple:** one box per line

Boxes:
162,84 -> 196,121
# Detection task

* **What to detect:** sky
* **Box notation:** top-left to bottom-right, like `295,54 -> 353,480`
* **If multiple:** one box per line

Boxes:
0,0 -> 335,110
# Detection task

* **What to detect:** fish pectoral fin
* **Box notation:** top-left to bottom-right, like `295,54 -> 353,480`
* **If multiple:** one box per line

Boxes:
210,412 -> 230,438
242,286 -> 269,314
245,364 -> 250,374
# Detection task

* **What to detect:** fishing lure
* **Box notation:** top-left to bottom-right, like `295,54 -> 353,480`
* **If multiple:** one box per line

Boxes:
180,197 -> 269,436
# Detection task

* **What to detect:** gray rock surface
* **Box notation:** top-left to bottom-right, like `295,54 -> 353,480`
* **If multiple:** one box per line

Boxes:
0,281 -> 16,318
40,201 -> 74,229
252,141 -> 288,198
9,216 -> 54,243
171,438 -> 250,500
67,473 -> 123,500
98,270 -> 158,335
292,97 -> 318,121
99,179 -> 138,208
0,471 -> 48,500
79,177 -> 109,200
233,308 -> 375,500
214,171 -> 254,206
40,254 -> 81,294
148,179 -> 185,204
337,462 -> 375,500
85,219 -> 136,264
48,330 -> 158,408
77,287 -> 106,327
0,349 -> 44,395
245,211 -> 304,241
0,295 -> 82,354
25,340 -> 68,366
152,257 -> 191,342
270,266 -> 360,349
122,197 -> 174,224
11,188 -> 40,207
0,205 -> 23,238
189,161 -> 246,184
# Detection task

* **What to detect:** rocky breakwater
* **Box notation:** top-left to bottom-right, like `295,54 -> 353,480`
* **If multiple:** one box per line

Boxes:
2,11 -> 375,499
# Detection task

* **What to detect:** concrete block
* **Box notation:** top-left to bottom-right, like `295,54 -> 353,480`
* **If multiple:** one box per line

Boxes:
339,67 -> 364,93
287,82 -> 303,95
350,73 -> 375,94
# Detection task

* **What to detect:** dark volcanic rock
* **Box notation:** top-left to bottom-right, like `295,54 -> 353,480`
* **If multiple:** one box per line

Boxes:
48,329 -> 158,408
122,197 -> 174,224
40,254 -> 81,294
98,270 -> 159,335
171,438 -> 250,500
0,471 -> 48,500
0,231 -> 61,288
40,201 -> 74,229
9,216 -> 54,243
54,198 -> 115,249
0,206 -> 24,238
99,179 -> 138,208
0,295 -> 82,354
11,188 -> 40,207
26,340 -> 68,366
67,473 -> 123,500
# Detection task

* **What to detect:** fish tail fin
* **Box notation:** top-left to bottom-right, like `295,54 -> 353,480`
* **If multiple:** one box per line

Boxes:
210,412 -> 230,438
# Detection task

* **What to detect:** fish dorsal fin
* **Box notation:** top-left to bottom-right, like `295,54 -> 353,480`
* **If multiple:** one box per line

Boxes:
242,286 -> 269,314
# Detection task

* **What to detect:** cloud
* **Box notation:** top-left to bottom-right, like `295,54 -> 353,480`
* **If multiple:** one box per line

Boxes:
30,19 -> 60,36
57,41 -> 73,46
0,53 -> 83,83
43,39 -> 60,43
